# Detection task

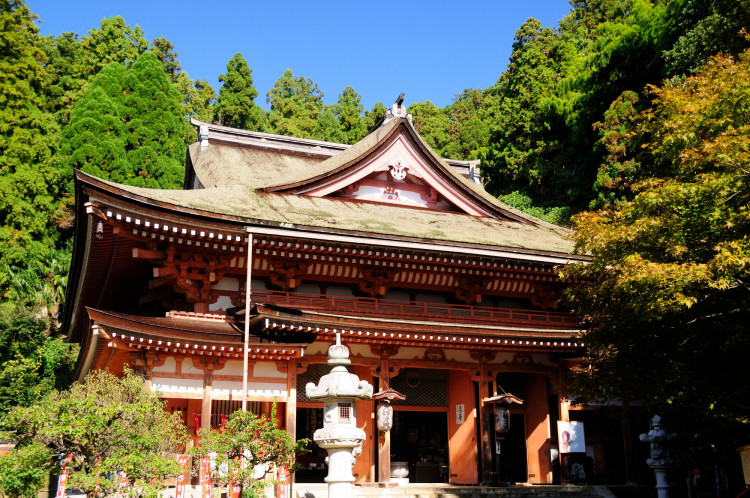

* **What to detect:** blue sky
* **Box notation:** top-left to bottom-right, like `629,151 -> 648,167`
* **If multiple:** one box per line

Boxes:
28,0 -> 573,111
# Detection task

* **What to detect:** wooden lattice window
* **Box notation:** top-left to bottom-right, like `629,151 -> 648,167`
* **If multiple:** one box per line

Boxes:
339,403 -> 351,424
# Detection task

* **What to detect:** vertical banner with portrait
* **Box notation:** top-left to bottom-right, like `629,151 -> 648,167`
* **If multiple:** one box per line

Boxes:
557,421 -> 585,453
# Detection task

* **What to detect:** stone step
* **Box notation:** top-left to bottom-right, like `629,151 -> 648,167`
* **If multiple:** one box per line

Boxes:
293,484 -> 616,498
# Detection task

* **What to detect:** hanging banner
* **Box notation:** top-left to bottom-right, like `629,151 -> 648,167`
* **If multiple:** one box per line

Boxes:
557,420 -> 586,453
94,454 -> 102,497
220,414 -> 228,433
175,455 -> 190,498
277,465 -> 290,498
194,414 -> 202,433
55,454 -> 73,498
200,455 -> 213,498
228,456 -> 242,498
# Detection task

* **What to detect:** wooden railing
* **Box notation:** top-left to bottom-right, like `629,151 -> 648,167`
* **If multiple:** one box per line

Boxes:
252,289 -> 579,329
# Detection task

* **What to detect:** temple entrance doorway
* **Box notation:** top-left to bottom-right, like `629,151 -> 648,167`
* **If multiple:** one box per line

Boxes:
490,412 -> 527,483
387,368 -> 449,483
390,410 -> 448,482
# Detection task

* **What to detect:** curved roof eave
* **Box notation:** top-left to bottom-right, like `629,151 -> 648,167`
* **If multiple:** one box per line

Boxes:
73,170 -> 587,264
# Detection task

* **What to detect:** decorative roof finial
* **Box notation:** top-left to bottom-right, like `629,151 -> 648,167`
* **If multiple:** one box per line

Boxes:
382,93 -> 412,126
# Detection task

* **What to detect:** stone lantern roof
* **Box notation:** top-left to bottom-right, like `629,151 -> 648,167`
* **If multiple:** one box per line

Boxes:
305,333 -> 373,402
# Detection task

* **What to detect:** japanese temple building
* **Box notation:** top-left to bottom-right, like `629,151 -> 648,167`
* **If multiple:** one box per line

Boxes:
62,101 -> 635,486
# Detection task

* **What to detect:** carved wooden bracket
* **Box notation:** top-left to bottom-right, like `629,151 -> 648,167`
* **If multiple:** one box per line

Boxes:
128,352 -> 166,380
454,277 -> 488,305
530,283 -> 562,310
269,260 -> 308,291
469,349 -> 497,363
192,356 -> 227,375
370,344 -> 400,358
139,244 -> 229,311
359,268 -> 396,297
422,347 -> 446,362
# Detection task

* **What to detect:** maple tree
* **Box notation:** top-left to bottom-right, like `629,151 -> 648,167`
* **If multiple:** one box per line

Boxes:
563,50 -> 750,442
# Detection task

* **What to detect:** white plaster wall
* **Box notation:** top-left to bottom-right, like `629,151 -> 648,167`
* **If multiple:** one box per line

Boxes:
254,361 -> 286,378
209,295 -> 233,311
306,342 -> 330,356
389,347 -> 425,360
445,349 -> 474,363
528,353 -> 556,367
212,277 -> 239,291
152,376 -> 203,394
152,356 -> 177,373
180,357 -> 204,375
221,360 -> 243,376
348,344 -> 373,359
212,379 -> 286,397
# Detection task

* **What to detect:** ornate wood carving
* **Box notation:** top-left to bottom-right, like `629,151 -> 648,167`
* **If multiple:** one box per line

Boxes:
370,344 -> 400,358
358,268 -> 397,297
422,347 -> 446,362
454,277 -> 488,305
269,260 -> 308,291
530,283 -> 562,310
192,357 -> 226,375
129,352 -> 166,380
469,350 -> 496,363
138,244 -> 230,311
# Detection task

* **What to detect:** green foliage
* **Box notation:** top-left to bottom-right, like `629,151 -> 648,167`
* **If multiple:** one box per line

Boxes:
408,100 -> 451,154
191,407 -> 308,497
332,86 -> 368,144
150,36 -> 181,82
364,101 -> 387,131
497,191 -> 572,225
58,51 -> 191,192
1,369 -> 189,497
213,52 -> 264,131
563,50 -> 750,442
266,69 -> 325,139
78,16 -> 148,77
0,0 -> 63,292
313,108 -> 342,142
442,89 -> 497,160
0,442 -> 51,498
0,306 -> 78,418
481,18 -> 576,206
39,31 -> 87,125
663,0 -> 750,77
176,72 -> 215,122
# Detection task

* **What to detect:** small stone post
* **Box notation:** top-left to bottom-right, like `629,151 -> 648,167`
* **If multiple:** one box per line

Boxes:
640,415 -> 673,498
306,334 -> 373,497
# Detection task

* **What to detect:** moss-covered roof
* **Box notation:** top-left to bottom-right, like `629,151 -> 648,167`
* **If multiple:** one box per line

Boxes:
102,181 -> 575,254
113,117 -> 579,255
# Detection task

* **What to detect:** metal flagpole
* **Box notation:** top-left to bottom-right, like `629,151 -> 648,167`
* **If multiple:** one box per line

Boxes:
242,230 -> 253,411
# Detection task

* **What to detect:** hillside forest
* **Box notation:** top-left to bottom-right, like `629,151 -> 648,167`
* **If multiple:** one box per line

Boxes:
1,0 -> 750,479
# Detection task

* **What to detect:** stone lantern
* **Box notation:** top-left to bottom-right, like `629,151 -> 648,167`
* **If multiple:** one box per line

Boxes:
306,334 -> 373,497
640,415 -> 674,498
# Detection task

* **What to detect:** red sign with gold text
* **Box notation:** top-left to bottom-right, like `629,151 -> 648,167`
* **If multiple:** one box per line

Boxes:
277,465 -> 290,498
175,455 -> 190,498
200,455 -> 213,498
55,454 -> 73,498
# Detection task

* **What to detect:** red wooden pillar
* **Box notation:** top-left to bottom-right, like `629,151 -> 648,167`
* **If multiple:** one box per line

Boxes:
447,369 -> 478,484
